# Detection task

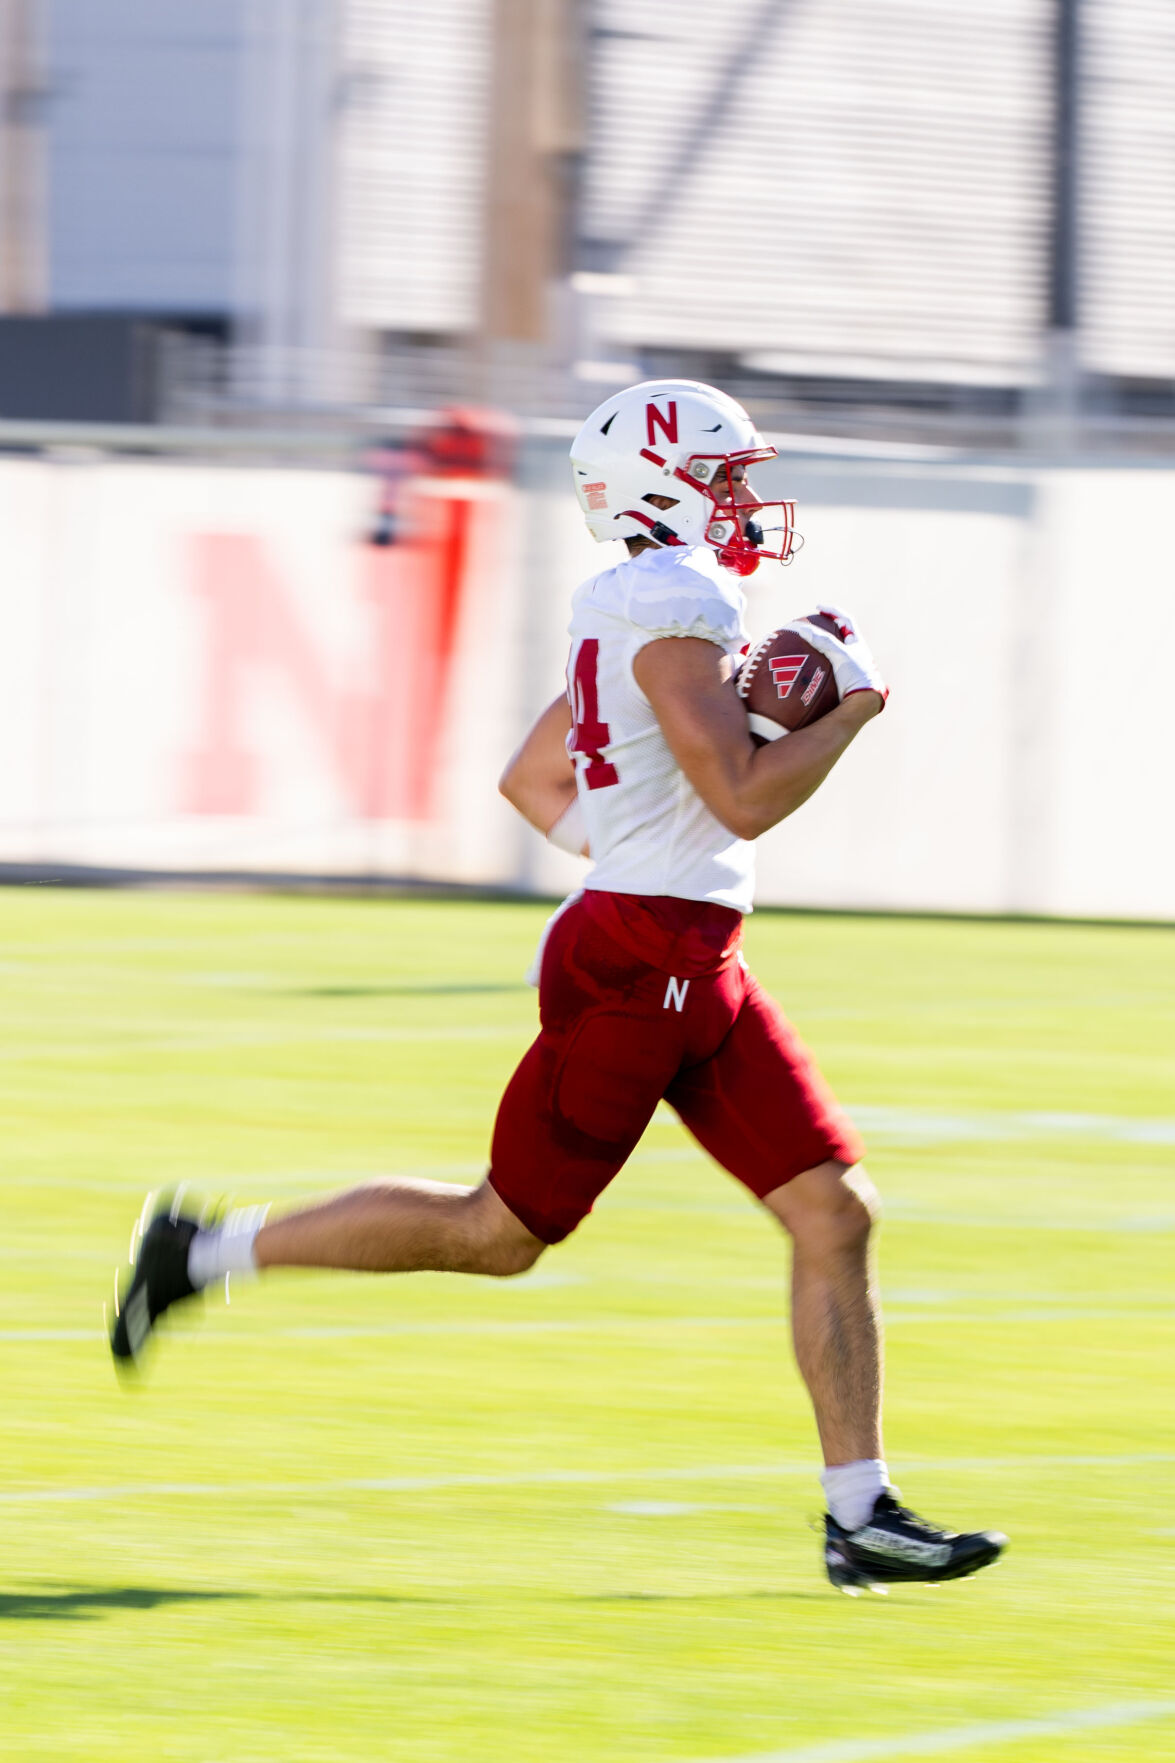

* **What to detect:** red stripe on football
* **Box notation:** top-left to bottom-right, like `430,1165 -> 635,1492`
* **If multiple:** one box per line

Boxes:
735,617 -> 841,744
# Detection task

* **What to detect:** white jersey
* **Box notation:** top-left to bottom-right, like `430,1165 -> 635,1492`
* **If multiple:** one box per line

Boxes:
566,544 -> 756,914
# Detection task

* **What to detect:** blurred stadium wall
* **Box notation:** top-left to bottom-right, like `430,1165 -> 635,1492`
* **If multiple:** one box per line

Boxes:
1,434 -> 1171,920
0,1 -> 1172,917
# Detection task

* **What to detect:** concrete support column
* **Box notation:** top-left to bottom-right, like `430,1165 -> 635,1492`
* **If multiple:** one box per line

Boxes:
0,0 -> 47,314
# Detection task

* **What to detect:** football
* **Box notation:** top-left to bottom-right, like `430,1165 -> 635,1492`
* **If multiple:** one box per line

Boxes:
736,613 -> 842,744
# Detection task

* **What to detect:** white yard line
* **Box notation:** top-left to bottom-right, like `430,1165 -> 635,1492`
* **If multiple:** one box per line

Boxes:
3,1299 -> 1171,1350
702,1699 -> 1175,1763
881,1306 -> 1175,1322
1,1295 -> 1171,1349
0,1330 -> 98,1341
0,1452 -> 1170,1508
879,1206 -> 1175,1235
609,1501 -> 766,1516
845,1105 -> 1175,1148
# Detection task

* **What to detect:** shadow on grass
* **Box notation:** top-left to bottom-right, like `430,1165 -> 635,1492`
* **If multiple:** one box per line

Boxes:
0,1583 -> 828,1622
0,1586 -> 461,1622
0,1586 -> 254,1622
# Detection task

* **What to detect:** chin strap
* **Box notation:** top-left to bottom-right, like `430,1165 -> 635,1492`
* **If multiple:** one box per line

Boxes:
617,509 -> 685,547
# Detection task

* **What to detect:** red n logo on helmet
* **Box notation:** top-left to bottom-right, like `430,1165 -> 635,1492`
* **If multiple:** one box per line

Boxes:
646,400 -> 678,447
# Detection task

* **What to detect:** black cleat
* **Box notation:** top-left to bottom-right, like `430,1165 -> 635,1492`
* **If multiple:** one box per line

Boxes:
109,1193 -> 202,1369
824,1491 -> 1007,1594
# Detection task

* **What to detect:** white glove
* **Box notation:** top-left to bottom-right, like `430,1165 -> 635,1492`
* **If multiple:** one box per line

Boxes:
783,602 -> 888,706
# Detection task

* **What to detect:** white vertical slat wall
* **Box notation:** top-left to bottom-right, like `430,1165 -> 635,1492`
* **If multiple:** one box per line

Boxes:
1082,0 -> 1175,380
33,0 -> 1175,394
337,0 -> 491,333
585,0 -> 1053,384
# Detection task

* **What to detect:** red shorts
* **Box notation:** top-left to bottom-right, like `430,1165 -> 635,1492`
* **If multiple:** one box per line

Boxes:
488,891 -> 863,1243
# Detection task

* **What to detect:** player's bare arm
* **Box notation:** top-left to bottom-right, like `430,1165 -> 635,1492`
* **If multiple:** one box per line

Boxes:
633,636 -> 882,843
498,692 -> 577,835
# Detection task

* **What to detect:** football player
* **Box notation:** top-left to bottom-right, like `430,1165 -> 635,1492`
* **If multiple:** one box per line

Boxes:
111,380 -> 1006,1593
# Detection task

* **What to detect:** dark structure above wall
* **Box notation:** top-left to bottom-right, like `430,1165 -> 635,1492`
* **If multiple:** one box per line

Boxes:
0,313 -> 223,424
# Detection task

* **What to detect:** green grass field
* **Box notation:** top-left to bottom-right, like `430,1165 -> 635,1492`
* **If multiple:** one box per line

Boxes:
1,887 -> 1172,1762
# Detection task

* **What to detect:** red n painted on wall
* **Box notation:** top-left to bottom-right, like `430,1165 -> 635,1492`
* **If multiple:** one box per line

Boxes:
182,490 -> 483,821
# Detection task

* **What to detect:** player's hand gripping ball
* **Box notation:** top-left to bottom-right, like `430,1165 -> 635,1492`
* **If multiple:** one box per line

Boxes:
736,605 -> 888,744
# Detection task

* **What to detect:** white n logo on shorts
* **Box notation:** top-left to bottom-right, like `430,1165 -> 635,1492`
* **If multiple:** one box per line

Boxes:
663,976 -> 690,1012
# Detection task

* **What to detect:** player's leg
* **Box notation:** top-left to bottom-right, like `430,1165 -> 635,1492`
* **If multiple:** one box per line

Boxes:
111,895 -> 682,1367
110,1176 -> 543,1366
760,1158 -> 883,1468
110,1041 -> 557,1368
668,974 -> 1005,1588
668,985 -> 879,1464
251,1176 -> 542,1276
766,1157 -> 1003,1589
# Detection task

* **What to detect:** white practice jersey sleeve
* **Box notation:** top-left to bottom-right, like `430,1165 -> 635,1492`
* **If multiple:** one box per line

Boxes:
565,545 -> 756,914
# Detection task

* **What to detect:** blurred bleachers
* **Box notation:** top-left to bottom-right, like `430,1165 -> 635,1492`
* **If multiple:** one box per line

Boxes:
3,0 -> 1168,449
587,0 -> 1050,386
1083,0 -> 1175,383
584,0 -> 1175,445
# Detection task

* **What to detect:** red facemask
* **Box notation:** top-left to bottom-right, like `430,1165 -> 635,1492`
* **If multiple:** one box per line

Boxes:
673,449 -> 797,576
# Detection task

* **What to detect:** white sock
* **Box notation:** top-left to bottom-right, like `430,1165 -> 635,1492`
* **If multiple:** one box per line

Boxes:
187,1205 -> 269,1290
820,1460 -> 893,1532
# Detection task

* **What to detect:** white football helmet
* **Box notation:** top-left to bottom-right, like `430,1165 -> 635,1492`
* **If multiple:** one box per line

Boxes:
569,379 -> 796,577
